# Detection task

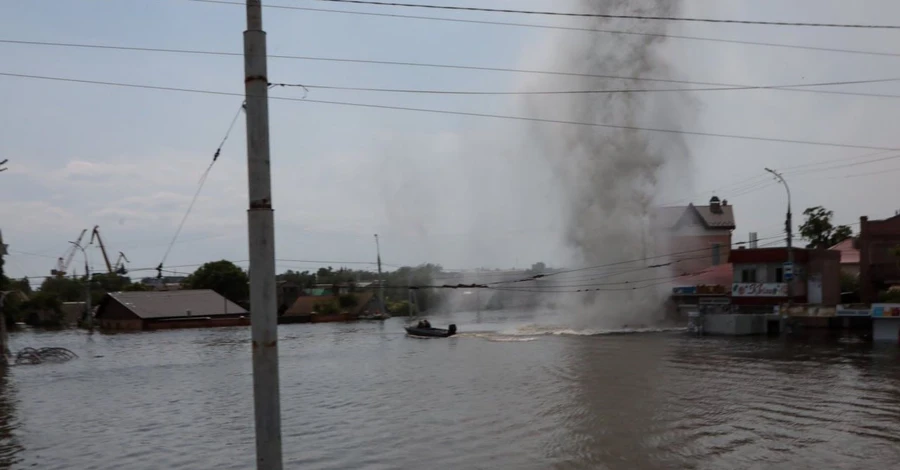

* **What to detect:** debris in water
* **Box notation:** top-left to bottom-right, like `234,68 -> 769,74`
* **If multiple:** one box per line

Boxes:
14,347 -> 78,365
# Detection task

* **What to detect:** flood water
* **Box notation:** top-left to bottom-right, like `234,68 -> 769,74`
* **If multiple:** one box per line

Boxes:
2,310 -> 899,469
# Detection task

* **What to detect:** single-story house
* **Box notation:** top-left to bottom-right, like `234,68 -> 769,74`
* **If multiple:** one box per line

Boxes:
95,289 -> 249,331
281,291 -> 379,324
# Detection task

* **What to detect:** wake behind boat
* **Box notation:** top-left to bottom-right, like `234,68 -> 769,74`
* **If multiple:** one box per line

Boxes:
405,320 -> 457,338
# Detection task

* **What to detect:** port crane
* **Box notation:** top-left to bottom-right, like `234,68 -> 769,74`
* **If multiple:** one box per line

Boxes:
89,225 -> 128,275
52,228 -> 88,277
114,251 -> 130,275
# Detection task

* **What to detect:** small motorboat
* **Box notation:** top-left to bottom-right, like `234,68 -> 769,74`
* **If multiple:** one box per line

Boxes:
405,323 -> 457,338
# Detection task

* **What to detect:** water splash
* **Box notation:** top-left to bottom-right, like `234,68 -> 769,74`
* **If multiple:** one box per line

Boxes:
517,0 -> 696,328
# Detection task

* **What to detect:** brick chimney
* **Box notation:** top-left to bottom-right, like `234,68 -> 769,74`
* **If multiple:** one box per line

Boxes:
709,196 -> 722,214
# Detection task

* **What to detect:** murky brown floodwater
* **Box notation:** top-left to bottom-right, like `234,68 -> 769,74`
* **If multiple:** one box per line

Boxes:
2,310 -> 899,469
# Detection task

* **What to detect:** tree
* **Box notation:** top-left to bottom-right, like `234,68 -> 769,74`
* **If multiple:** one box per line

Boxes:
799,206 -> 853,249
183,260 -> 249,304
39,276 -> 85,302
13,277 -> 32,295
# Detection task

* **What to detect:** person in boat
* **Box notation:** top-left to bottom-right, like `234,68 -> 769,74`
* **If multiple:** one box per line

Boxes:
416,319 -> 431,329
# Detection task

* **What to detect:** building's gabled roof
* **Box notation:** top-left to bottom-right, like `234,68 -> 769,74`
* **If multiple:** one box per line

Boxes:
653,202 -> 736,230
829,238 -> 860,264
285,291 -> 376,316
98,289 -> 247,320
675,263 -> 734,287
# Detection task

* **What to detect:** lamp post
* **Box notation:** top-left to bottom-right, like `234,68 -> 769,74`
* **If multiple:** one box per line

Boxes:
765,168 -> 793,308
70,241 -> 92,329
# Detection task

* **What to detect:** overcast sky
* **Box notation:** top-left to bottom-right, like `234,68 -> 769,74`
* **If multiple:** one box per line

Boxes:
2,0 -> 900,284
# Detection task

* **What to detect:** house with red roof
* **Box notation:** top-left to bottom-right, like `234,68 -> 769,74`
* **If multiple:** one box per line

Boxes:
829,238 -> 860,277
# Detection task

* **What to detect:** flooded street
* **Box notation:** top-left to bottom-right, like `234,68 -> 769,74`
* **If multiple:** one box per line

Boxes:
2,311 -> 899,469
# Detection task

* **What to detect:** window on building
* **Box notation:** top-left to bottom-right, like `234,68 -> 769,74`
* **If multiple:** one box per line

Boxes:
775,267 -> 784,283
741,268 -> 757,283
711,243 -> 721,266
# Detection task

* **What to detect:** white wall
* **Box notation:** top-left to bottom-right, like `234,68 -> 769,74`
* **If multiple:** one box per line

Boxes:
873,319 -> 900,342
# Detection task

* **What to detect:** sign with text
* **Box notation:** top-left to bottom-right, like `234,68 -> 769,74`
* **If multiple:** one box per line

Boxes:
783,262 -> 794,281
732,283 -> 788,297
872,304 -> 900,318
836,307 -> 871,317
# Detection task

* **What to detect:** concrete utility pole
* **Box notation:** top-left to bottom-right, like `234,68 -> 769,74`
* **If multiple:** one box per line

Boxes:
70,240 -> 92,330
374,234 -> 386,315
244,1 -> 283,469
766,168 -> 793,307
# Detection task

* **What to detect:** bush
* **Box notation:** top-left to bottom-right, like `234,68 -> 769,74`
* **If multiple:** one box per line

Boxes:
387,300 -> 411,316
878,289 -> 900,303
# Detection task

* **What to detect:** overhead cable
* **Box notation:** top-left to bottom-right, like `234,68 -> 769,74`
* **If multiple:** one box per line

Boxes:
6,39 -> 900,100
308,0 -> 900,29
268,76 -> 900,96
186,1 -> 900,54
2,71 -> 898,151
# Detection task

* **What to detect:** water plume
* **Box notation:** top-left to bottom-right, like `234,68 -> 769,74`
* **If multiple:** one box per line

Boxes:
518,0 -> 697,328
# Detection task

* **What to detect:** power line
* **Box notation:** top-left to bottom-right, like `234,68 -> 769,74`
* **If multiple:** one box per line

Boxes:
490,233 -> 786,285
7,39 -> 900,100
269,76 -> 900,96
157,101 -> 245,276
303,0 -> 900,29
3,71 -> 898,151
184,1 -> 900,57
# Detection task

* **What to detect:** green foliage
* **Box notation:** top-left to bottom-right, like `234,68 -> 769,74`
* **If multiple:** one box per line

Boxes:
20,291 -> 67,328
0,252 -> 7,291
277,269 -> 317,288
183,260 -> 249,304
13,277 -> 32,295
338,294 -> 359,308
878,289 -> 900,303
839,272 -> 859,294
387,300 -> 411,316
799,206 -> 853,249
39,276 -> 85,302
123,282 -> 150,292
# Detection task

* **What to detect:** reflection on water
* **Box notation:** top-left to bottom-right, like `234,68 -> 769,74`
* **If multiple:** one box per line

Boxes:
0,371 -> 22,470
1,311 -> 899,469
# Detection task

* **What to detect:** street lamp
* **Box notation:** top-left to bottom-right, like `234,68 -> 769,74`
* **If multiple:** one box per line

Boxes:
765,168 -> 794,307
70,240 -> 92,329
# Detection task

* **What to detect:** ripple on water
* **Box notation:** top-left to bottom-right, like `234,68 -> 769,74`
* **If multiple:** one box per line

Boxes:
1,320 -> 899,469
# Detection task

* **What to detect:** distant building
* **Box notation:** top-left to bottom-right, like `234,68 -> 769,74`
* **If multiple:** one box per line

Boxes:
281,291 -> 378,324
729,247 -> 840,312
652,196 -> 736,274
140,276 -> 187,291
276,280 -> 301,314
95,289 -> 248,331
858,214 -> 900,303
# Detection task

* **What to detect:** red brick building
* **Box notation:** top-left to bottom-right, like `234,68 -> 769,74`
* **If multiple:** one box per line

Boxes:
729,247 -> 840,310
652,196 -> 735,274
858,214 -> 900,303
